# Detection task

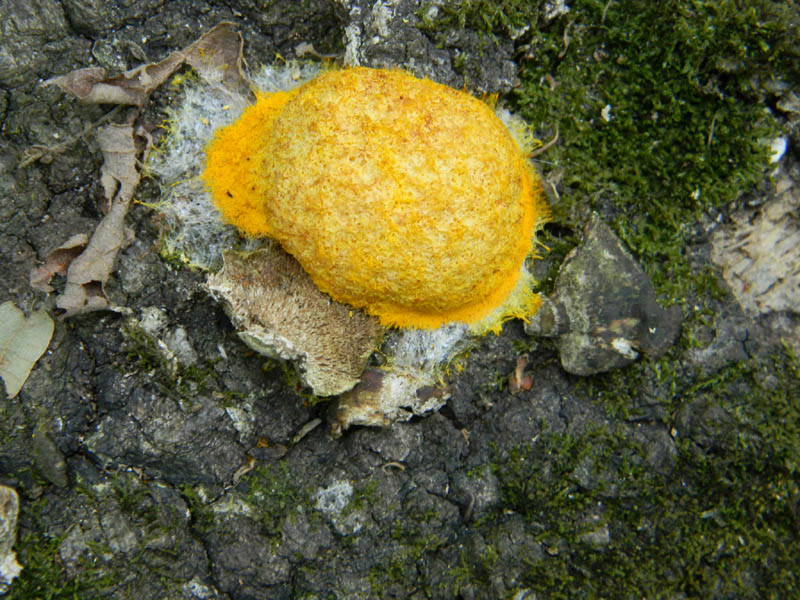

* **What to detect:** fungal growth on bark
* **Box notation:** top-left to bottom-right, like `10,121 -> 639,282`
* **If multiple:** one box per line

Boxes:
39,23 -> 555,429
202,67 -> 549,334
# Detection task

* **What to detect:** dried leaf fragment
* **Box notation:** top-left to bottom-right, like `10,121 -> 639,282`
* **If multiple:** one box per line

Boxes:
56,124 -> 138,316
96,123 -> 140,206
0,302 -> 54,398
44,22 -> 249,105
29,233 -> 89,292
37,23 -> 252,317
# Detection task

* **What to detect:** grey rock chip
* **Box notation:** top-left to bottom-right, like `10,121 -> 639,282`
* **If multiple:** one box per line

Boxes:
526,214 -> 682,375
163,326 -> 199,366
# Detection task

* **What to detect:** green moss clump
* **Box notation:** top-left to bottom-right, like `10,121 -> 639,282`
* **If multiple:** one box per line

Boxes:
121,323 -> 218,404
244,463 -> 310,540
178,483 -> 216,533
473,346 -> 800,598
7,496 -> 116,600
6,533 -> 115,599
423,0 -> 799,303
518,0 -> 796,297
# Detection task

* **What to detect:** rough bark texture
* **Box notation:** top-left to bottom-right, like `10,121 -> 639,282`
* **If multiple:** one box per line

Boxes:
1,1 -> 799,599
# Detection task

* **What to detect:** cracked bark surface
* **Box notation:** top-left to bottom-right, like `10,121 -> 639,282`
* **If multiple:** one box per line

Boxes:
1,1 -> 798,599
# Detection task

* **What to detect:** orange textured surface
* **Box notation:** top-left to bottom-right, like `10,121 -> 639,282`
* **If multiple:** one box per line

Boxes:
203,67 -> 547,329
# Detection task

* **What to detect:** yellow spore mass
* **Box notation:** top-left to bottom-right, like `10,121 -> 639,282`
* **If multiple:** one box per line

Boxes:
203,67 -> 547,330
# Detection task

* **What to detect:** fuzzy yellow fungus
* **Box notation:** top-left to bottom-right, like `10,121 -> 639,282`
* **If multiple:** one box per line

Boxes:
203,67 -> 547,330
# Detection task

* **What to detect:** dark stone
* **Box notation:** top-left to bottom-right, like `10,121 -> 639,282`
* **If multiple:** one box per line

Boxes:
0,0 -> 76,87
526,214 -> 683,375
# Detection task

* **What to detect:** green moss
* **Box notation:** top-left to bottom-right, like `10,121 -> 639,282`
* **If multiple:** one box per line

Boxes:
517,0 -> 797,298
111,474 -> 156,522
7,496 -> 116,600
244,462 -> 310,540
423,0 -> 798,305
7,533 -> 115,600
418,0 -> 543,45
368,528 -> 447,596
414,9 -> 800,592
462,346 -> 800,598
277,360 -> 326,406
178,483 -> 216,533
121,322 -> 218,404
341,477 -> 379,517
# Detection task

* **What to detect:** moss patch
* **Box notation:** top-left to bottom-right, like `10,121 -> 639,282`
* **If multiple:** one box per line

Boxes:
452,345 -> 800,598
423,0 -> 798,303
415,7 -> 799,590
7,533 -> 114,600
245,462 -> 310,541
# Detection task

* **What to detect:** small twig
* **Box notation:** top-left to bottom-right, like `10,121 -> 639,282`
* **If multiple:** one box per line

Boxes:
232,456 -> 256,485
463,492 -> 475,522
291,418 -> 322,445
707,116 -> 717,149
530,126 -> 560,158
18,105 -> 122,169
548,179 -> 561,203
558,21 -> 573,58
602,0 -> 618,24
381,461 -> 406,474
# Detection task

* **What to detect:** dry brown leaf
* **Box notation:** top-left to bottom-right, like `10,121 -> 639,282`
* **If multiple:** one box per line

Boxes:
56,124 -> 138,316
44,65 -> 152,105
0,302 -> 55,399
97,123 -> 140,206
38,23 -> 249,316
183,23 -> 250,96
44,23 -> 248,105
29,233 -> 89,292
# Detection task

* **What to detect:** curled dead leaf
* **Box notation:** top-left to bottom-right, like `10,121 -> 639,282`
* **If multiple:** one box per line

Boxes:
29,233 -> 89,292
44,23 -> 249,105
55,124 -> 139,316
34,23 -> 251,317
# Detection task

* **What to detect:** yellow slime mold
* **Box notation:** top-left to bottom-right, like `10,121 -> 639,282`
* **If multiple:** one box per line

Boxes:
203,67 -> 547,331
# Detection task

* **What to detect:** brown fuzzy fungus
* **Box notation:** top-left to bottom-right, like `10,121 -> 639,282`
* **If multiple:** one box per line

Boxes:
207,245 -> 385,396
